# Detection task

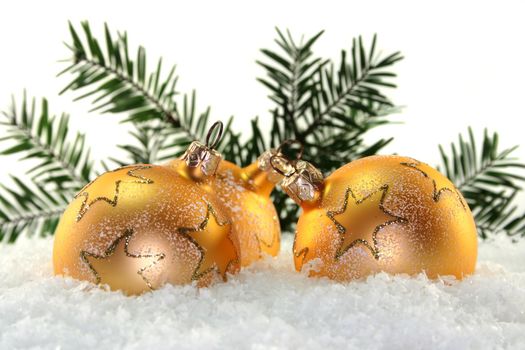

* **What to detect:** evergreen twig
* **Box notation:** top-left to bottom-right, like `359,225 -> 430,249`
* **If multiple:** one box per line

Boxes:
0,93 -> 92,241
439,127 -> 525,237
258,30 -> 403,231
0,176 -> 68,242
60,22 -> 234,167
0,93 -> 93,190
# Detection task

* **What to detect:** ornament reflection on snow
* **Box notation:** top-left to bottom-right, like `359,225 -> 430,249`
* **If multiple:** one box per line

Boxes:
276,153 -> 478,281
53,122 -> 287,295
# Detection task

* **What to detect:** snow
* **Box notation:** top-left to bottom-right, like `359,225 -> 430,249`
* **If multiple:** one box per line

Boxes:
1,235 -> 525,350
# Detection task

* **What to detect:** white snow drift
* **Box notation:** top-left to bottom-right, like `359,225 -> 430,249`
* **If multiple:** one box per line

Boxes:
1,235 -> 524,349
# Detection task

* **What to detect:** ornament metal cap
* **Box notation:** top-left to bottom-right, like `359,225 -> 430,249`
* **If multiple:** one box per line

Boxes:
280,160 -> 324,204
257,149 -> 295,184
268,140 -> 324,204
181,121 -> 223,177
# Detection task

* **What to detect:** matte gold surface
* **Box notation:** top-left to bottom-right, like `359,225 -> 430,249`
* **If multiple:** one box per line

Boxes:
167,158 -> 281,267
53,164 -> 239,295
292,155 -> 478,281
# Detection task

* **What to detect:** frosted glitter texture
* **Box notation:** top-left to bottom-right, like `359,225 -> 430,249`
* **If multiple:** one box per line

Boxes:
53,164 -> 239,295
290,155 -> 478,280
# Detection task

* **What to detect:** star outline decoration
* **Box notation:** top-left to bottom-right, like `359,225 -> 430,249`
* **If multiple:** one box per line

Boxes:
80,228 -> 166,290
255,229 -> 279,252
326,184 -> 407,261
292,232 -> 309,268
400,160 -> 466,209
75,165 -> 154,222
178,203 -> 239,282
252,211 -> 280,255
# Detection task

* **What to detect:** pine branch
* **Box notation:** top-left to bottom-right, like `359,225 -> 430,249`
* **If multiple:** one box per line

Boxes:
0,93 -> 90,241
219,124 -> 245,166
221,117 -> 269,167
259,30 -> 402,171
298,36 -> 402,169
439,127 -> 525,210
301,103 -> 398,169
59,21 -> 198,140
299,37 -> 402,137
102,91 -> 235,168
257,28 -> 327,138
0,176 -> 68,242
60,22 -> 237,169
104,121 -> 164,166
0,93 -> 93,191
257,31 -> 403,232
158,90 -> 219,161
474,191 -> 525,239
439,127 -> 525,237
259,31 -> 402,136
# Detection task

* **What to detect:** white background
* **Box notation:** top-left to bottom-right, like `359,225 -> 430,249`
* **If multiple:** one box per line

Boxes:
1,0 -> 524,208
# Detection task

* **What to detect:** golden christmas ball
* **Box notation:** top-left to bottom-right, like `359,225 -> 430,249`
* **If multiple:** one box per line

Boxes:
167,149 -> 292,267
53,140 -> 240,295
281,155 -> 478,281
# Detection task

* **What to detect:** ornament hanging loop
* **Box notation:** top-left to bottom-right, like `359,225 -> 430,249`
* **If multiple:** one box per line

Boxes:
269,154 -> 295,177
205,121 -> 224,150
255,140 -> 297,185
180,121 -> 224,178
267,139 -> 305,178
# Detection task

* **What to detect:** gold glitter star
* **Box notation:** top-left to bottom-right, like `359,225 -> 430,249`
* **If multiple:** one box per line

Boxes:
80,229 -> 166,292
179,204 -> 239,281
400,160 -> 465,208
327,185 -> 406,260
75,165 -> 154,222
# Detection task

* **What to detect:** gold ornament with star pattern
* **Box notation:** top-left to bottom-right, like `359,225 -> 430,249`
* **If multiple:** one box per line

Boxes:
178,204 -> 238,281
166,143 -> 294,267
280,154 -> 478,281
53,122 -> 241,295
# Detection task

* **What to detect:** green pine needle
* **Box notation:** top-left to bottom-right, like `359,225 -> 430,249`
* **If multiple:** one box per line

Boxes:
257,29 -> 403,232
0,175 -> 68,242
439,127 -> 525,237
0,93 -> 92,241
0,92 -> 94,190
60,22 -> 181,127
60,22 -> 234,168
